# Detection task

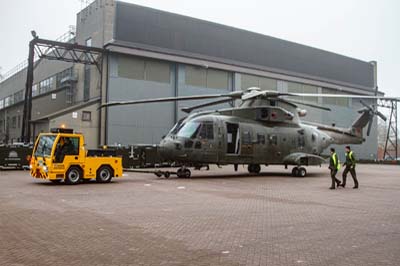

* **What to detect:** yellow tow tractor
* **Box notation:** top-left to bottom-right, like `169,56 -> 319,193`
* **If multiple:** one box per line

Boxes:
30,128 -> 123,185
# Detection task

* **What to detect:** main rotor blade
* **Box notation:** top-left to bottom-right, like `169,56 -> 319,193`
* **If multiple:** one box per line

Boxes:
181,98 -> 233,113
292,93 -> 400,101
241,88 -> 293,100
287,99 -> 331,111
359,100 -> 374,111
101,91 -> 243,108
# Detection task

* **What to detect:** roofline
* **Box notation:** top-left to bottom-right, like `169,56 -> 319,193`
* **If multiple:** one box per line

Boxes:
115,1 -> 373,66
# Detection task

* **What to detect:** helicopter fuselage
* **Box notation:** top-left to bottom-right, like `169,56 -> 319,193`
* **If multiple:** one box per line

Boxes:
159,112 -> 333,166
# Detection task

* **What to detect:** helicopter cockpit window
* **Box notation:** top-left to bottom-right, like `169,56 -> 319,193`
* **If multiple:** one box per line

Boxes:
176,122 -> 201,138
198,123 -> 214,139
170,118 -> 185,135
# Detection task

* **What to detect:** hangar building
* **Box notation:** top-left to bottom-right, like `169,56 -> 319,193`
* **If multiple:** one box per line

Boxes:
0,0 -> 379,159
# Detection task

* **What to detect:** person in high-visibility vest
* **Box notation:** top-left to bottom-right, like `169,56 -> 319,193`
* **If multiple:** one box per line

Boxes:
329,148 -> 342,189
340,146 -> 359,189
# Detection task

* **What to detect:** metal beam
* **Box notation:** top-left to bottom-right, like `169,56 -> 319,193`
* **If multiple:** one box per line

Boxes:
21,36 -> 106,143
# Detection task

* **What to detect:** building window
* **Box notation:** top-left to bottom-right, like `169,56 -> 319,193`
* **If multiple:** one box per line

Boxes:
241,74 -> 277,91
32,84 -> 38,96
288,82 -> 318,103
39,77 -> 54,94
82,111 -> 91,121
118,56 -> 145,80
0,99 -> 3,110
322,88 -> 349,107
56,68 -> 73,89
66,89 -> 73,104
14,90 -> 24,103
118,56 -> 171,84
0,120 -> 3,133
185,65 -> 206,87
17,116 -> 21,128
4,96 -> 11,107
185,66 -> 229,89
145,59 -> 171,83
84,65 -> 91,102
11,116 -> 17,129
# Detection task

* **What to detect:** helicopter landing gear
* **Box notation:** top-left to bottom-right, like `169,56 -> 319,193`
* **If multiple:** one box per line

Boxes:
292,167 -> 307,177
248,164 -> 261,174
177,168 -> 191,178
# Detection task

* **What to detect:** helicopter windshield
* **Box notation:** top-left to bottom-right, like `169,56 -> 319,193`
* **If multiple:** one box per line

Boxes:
176,122 -> 201,138
170,118 -> 185,135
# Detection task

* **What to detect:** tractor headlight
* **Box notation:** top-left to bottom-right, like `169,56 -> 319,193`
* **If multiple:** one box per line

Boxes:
42,166 -> 48,173
29,164 -> 33,170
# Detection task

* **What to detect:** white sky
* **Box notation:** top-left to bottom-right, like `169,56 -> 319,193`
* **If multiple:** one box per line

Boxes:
0,0 -> 399,98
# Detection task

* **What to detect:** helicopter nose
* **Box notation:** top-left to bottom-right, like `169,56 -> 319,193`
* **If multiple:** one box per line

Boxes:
159,139 -> 183,160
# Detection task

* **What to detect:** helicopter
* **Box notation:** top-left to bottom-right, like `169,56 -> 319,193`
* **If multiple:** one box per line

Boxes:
102,87 -> 398,178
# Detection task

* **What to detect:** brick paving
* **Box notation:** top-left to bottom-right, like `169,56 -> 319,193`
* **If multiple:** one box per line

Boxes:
0,164 -> 399,266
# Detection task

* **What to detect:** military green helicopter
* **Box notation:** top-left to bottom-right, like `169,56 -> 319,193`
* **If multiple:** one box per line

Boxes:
102,87 -> 396,178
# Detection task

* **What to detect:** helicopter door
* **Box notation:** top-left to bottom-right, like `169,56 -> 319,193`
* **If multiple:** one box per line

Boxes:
226,123 -> 240,154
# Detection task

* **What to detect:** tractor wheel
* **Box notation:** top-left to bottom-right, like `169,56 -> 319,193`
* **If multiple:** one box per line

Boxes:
96,166 -> 113,183
65,166 -> 82,185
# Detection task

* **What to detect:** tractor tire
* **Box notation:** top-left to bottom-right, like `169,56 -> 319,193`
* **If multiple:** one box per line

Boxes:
65,166 -> 82,185
96,166 -> 113,183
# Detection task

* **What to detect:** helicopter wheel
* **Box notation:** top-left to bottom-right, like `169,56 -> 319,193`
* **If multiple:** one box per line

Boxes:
291,167 -> 299,177
298,167 -> 307,177
248,164 -> 261,174
177,168 -> 191,178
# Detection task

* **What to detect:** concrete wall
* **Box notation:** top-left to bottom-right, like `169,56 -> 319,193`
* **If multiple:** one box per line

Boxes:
106,54 -> 234,145
106,54 -> 175,145
48,103 -> 100,148
0,59 -> 74,143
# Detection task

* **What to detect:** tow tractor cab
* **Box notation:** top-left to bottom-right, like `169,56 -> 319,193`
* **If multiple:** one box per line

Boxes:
30,128 -> 123,184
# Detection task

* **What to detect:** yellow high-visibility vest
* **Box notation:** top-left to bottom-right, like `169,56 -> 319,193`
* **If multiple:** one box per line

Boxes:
332,152 -> 341,170
348,151 -> 356,165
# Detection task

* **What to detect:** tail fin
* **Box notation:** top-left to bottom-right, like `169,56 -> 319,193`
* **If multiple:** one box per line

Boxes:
350,108 -> 373,138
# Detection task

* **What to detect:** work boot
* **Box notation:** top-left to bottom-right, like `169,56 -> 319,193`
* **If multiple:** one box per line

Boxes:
336,180 -> 341,187
329,187 -> 335,190
353,186 -> 358,189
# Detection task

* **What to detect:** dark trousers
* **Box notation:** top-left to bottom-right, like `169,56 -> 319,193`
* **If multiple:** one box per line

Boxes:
342,165 -> 358,187
330,169 -> 341,188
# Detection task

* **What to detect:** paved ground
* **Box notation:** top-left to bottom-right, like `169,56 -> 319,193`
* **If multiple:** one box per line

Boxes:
0,164 -> 399,266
